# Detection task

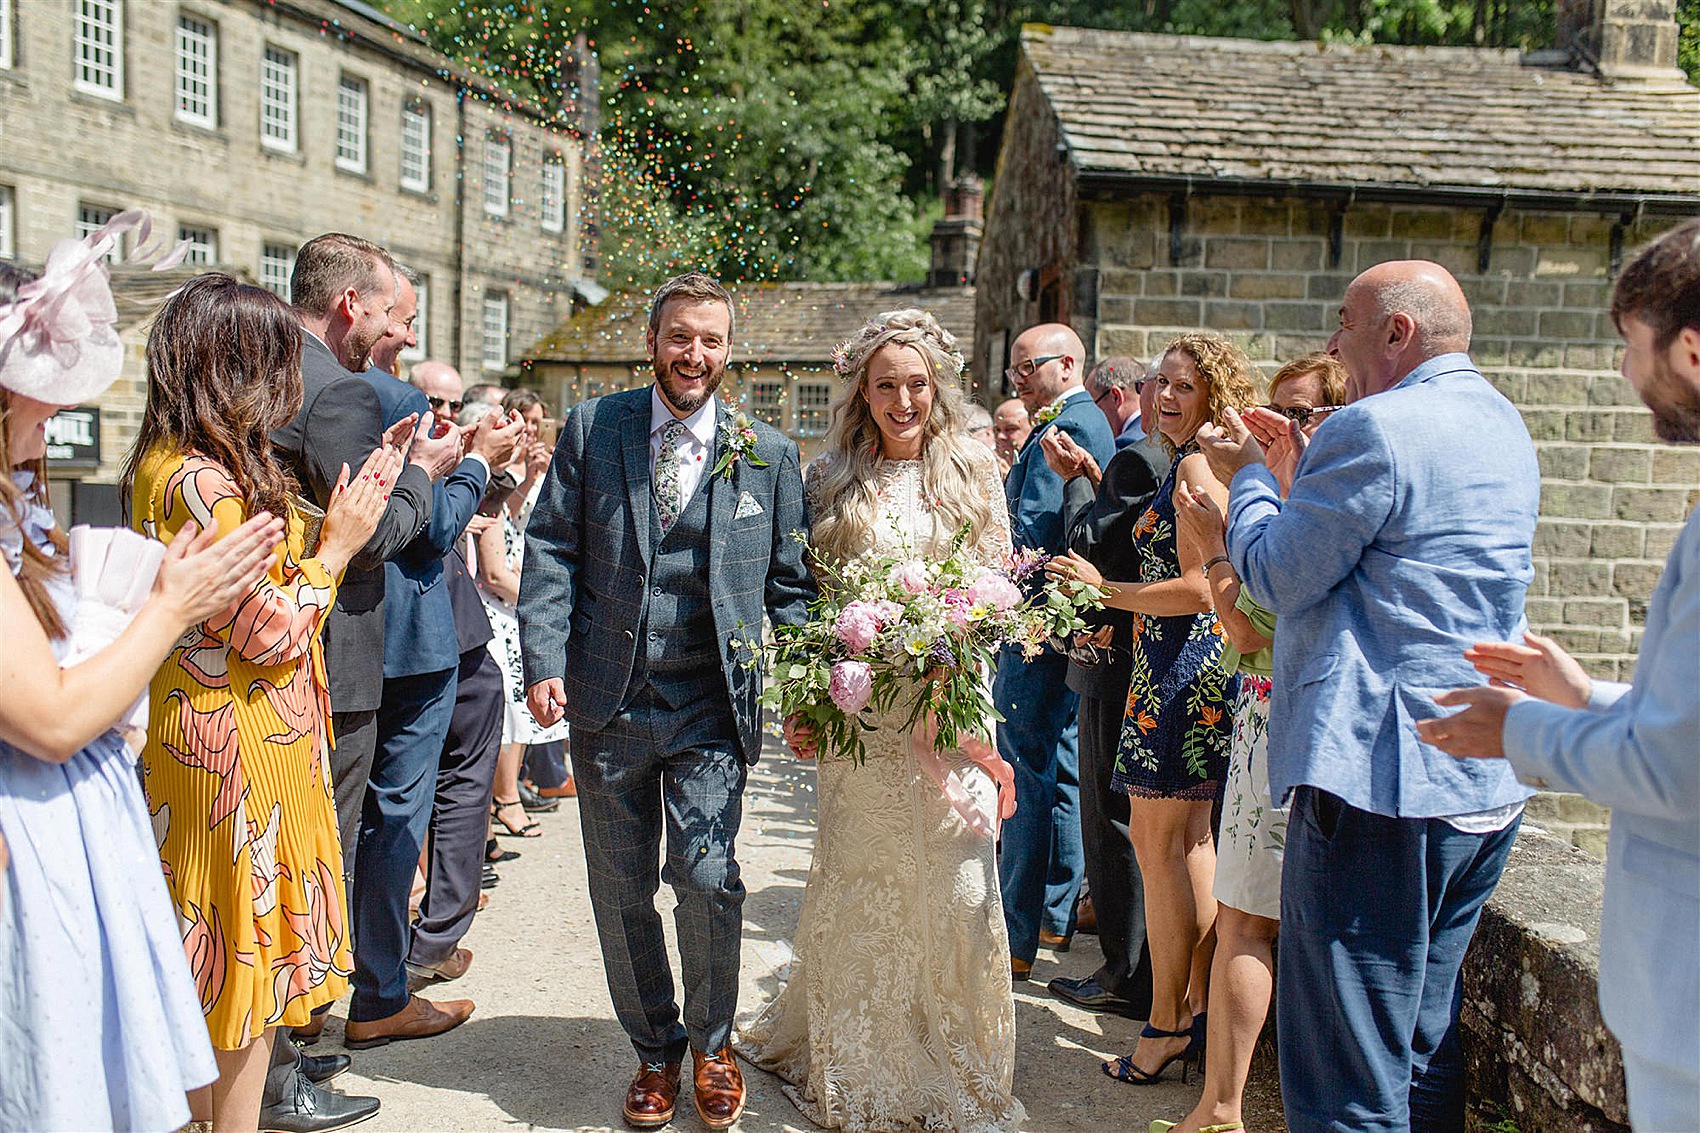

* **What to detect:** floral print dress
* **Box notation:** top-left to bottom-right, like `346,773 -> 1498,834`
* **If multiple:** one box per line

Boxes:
1111,447 -> 1238,801
131,449 -> 353,1050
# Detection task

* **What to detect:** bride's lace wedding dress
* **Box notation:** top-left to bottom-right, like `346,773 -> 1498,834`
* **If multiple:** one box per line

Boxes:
738,458 -> 1026,1132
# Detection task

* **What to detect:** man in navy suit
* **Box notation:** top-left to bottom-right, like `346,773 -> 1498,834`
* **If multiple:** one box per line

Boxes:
342,269 -> 523,1049
994,324 -> 1116,982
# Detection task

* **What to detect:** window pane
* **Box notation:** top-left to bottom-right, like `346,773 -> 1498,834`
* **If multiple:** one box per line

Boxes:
483,136 -> 510,217
482,294 -> 508,371
175,16 -> 217,126
541,159 -> 565,232
78,204 -> 120,264
178,225 -> 217,266
1,0 -> 15,71
795,380 -> 832,437
75,0 -> 123,97
750,379 -> 784,428
261,242 -> 295,301
336,75 -> 367,172
400,103 -> 432,192
0,186 -> 14,260
260,47 -> 297,151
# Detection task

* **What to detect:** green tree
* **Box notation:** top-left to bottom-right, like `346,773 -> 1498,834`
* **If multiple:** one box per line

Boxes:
1681,0 -> 1700,84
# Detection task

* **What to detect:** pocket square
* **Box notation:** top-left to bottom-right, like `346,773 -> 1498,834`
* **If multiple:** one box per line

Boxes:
734,491 -> 764,519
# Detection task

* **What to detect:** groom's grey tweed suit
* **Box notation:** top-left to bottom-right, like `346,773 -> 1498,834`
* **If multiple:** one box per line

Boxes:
518,386 -> 814,1062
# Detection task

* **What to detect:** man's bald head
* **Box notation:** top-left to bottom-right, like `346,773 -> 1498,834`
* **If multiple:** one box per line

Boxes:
1330,260 -> 1474,401
409,359 -> 465,402
1008,322 -> 1087,413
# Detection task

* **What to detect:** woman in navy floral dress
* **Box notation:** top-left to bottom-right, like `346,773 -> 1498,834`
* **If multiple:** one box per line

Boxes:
1051,332 -> 1259,1088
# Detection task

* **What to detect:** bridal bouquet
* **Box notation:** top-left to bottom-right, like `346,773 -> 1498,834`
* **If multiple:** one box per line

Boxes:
758,529 -> 1104,766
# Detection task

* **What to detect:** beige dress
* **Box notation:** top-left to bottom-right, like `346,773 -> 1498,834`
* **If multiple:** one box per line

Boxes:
738,457 -> 1025,1132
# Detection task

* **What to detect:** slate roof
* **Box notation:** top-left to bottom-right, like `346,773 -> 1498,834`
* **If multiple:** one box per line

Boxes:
1023,25 -> 1700,201
527,282 -> 977,365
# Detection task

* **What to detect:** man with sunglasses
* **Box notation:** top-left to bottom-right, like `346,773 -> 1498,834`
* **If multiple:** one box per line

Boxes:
1036,358 -> 1165,1018
995,324 -> 1116,982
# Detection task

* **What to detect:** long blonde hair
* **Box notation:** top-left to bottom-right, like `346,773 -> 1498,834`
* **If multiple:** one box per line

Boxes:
808,308 -> 996,568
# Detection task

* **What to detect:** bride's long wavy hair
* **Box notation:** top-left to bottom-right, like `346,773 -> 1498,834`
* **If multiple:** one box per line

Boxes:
807,308 -> 996,568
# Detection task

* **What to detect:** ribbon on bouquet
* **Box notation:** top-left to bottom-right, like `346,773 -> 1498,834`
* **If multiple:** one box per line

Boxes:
909,708 -> 1017,838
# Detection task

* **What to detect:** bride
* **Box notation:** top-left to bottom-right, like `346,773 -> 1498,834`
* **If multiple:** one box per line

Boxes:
737,309 -> 1025,1131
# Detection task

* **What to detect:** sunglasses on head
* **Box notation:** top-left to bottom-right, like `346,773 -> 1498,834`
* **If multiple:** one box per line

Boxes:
426,396 -> 464,415
1266,404 -> 1344,426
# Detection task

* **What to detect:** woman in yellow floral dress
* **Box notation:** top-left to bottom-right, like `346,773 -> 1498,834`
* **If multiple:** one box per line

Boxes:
123,274 -> 398,1130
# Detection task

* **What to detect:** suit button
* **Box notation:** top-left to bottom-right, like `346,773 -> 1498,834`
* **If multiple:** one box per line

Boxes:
648,631 -> 658,641
653,586 -> 663,597
623,629 -> 635,642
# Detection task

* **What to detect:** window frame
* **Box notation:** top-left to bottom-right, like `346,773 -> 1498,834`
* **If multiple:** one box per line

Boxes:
260,241 -> 295,301
77,203 -> 120,264
399,101 -> 432,193
749,377 -> 785,429
794,377 -> 833,438
1,0 -> 15,71
540,156 -> 565,233
178,223 -> 217,267
0,186 -> 15,261
481,293 -> 509,372
259,44 -> 298,154
335,72 -> 368,174
482,133 -> 511,218
173,13 -> 217,128
74,0 -> 124,100
399,275 -> 428,363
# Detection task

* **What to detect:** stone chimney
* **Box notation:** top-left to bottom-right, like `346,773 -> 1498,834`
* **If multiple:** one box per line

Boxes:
928,175 -> 983,288
1555,0 -> 1685,80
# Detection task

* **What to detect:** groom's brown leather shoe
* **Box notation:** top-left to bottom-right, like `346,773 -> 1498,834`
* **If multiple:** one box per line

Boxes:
343,994 -> 473,1049
692,1047 -> 746,1129
622,1060 -> 681,1129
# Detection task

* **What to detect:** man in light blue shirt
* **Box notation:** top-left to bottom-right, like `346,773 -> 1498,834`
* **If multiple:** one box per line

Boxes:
1200,260 -> 1540,1132
1421,219 -> 1700,1133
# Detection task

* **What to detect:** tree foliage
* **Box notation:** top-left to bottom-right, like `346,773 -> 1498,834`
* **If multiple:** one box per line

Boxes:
383,0 -> 1693,289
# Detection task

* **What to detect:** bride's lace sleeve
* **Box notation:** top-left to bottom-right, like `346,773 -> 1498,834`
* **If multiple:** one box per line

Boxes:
972,456 -> 1013,569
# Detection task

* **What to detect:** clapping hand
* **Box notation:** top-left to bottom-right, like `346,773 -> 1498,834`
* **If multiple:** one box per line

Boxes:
525,439 -> 551,482
468,409 -> 526,468
316,446 -> 401,576
382,413 -> 420,458
1195,407 -> 1267,486
1464,631 -> 1593,709
153,513 -> 286,626
409,412 -> 463,480
1040,428 -> 1099,484
1241,406 -> 1309,498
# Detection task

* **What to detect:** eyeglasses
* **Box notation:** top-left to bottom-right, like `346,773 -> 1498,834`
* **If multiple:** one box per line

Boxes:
1266,404 -> 1344,426
1004,354 -> 1063,383
1133,378 -> 1148,394
1090,386 -> 1118,408
426,396 -> 464,415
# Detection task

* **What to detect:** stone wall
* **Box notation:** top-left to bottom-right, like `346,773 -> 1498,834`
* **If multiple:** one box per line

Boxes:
1073,194 -> 1694,681
0,0 -> 587,487
1462,827 -> 1628,1132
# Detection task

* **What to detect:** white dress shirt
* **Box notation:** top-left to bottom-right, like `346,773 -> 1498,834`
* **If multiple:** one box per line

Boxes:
649,386 -> 716,515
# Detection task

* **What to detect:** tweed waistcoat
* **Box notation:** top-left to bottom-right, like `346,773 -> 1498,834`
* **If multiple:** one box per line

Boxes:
633,472 -> 718,683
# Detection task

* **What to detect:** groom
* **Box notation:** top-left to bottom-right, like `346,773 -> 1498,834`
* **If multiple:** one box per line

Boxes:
519,272 -> 814,1129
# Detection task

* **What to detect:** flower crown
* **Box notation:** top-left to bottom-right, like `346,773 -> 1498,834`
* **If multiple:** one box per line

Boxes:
0,210 -> 190,405
830,316 -> 965,382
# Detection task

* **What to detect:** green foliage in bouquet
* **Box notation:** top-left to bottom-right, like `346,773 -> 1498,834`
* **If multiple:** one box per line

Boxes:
754,529 -> 1103,765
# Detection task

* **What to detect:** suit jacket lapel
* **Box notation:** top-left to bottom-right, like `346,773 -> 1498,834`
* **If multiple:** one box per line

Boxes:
621,395 -> 654,565
708,401 -> 733,580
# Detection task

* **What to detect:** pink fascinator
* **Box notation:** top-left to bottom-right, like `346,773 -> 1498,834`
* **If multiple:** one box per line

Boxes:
0,210 -> 189,404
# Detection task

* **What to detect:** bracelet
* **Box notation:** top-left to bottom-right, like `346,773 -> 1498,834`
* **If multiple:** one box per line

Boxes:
1202,555 -> 1233,576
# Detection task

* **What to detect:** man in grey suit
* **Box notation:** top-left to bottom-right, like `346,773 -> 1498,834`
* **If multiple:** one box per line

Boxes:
519,272 -> 814,1130
1421,219 -> 1700,1131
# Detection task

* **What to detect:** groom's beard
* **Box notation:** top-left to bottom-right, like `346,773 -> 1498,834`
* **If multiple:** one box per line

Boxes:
655,356 -> 725,416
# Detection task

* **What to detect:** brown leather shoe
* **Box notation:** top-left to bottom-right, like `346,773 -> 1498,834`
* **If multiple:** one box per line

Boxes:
691,1047 -> 746,1129
291,1013 -> 326,1045
1011,956 -> 1033,983
622,1060 -> 681,1129
1039,928 -> 1072,952
536,776 -> 577,799
406,947 -> 473,990
343,994 -> 474,1049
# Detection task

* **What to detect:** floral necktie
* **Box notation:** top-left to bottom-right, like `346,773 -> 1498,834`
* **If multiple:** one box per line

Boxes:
654,418 -> 689,532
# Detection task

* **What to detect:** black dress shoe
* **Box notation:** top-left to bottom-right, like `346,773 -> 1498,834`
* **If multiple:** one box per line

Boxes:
299,1051 -> 350,1085
481,863 -> 500,889
518,781 -> 560,813
1047,974 -> 1147,1019
259,1075 -> 380,1133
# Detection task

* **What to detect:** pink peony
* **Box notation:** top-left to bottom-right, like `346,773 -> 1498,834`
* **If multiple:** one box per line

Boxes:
869,600 -> 904,628
892,560 -> 931,595
968,573 -> 1022,612
941,588 -> 972,631
828,660 -> 874,713
833,603 -> 882,654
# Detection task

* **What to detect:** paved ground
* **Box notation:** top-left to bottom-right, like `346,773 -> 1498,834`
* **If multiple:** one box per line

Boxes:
324,740 -> 1284,1131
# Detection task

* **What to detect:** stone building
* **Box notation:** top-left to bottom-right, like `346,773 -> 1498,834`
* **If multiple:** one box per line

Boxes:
0,0 -> 596,515
524,185 -> 984,462
977,6 -> 1700,683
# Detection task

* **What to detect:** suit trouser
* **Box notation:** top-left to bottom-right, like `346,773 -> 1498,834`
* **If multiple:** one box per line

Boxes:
349,666 -> 458,1022
572,680 -> 747,1064
1077,686 -> 1154,1012
328,708 -> 379,904
1278,787 -> 1520,1133
994,647 -> 1084,963
409,649 -> 503,967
